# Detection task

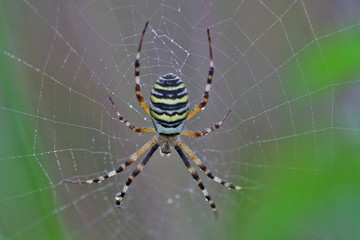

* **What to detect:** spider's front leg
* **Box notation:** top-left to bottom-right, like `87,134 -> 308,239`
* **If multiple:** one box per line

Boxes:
178,140 -> 257,191
175,145 -> 218,217
115,144 -> 159,206
64,136 -> 157,184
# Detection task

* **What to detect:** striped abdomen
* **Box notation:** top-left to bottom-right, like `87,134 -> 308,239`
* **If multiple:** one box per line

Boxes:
150,73 -> 189,135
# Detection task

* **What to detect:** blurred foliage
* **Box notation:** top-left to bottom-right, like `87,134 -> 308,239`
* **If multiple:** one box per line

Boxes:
223,27 -> 360,240
0,7 -> 67,239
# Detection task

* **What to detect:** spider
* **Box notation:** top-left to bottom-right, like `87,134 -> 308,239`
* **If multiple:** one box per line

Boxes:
65,21 -> 255,216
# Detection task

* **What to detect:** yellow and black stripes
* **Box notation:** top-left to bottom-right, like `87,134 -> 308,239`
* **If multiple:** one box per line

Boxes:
175,145 -> 217,216
116,144 -> 159,206
149,73 -> 189,135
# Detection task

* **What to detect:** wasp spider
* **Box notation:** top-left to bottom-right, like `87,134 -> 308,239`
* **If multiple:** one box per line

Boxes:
65,21 -> 256,216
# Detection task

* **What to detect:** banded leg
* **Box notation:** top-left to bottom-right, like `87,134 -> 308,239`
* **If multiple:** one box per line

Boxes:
175,145 -> 217,217
64,136 -> 157,184
187,28 -> 214,121
181,109 -> 231,137
135,21 -> 151,116
178,140 -> 257,190
115,144 -> 159,206
109,96 -> 155,133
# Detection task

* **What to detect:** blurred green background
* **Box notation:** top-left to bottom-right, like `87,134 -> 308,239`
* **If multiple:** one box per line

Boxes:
1,1 -> 360,240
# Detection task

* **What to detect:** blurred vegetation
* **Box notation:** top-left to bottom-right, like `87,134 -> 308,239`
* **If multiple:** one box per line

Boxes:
0,6 -> 67,239
223,27 -> 360,240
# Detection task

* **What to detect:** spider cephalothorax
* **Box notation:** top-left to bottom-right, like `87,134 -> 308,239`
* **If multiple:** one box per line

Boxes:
65,21 -> 255,216
157,134 -> 179,157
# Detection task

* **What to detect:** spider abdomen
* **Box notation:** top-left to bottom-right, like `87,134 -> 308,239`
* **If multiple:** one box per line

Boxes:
150,73 -> 189,135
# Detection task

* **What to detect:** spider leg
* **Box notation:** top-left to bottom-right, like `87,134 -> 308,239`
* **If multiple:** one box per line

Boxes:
175,145 -> 218,217
64,136 -> 157,184
181,109 -> 231,137
178,140 -> 257,190
109,96 -> 155,133
115,144 -> 159,206
135,21 -> 151,116
187,28 -> 214,121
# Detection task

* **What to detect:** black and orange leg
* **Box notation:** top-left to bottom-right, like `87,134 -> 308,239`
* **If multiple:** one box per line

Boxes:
109,96 -> 155,133
187,27 -> 214,121
64,136 -> 157,184
135,21 -> 151,116
178,140 -> 257,191
115,144 -> 159,206
175,145 -> 217,217
182,109 -> 231,137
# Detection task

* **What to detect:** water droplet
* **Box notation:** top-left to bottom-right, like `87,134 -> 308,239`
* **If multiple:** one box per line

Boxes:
115,193 -> 121,200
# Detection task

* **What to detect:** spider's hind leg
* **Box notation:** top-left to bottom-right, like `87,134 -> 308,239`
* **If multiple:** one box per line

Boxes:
187,27 -> 214,121
134,21 -> 151,116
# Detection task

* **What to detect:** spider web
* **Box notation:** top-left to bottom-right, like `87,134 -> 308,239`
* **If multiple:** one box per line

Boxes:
1,0 -> 360,239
